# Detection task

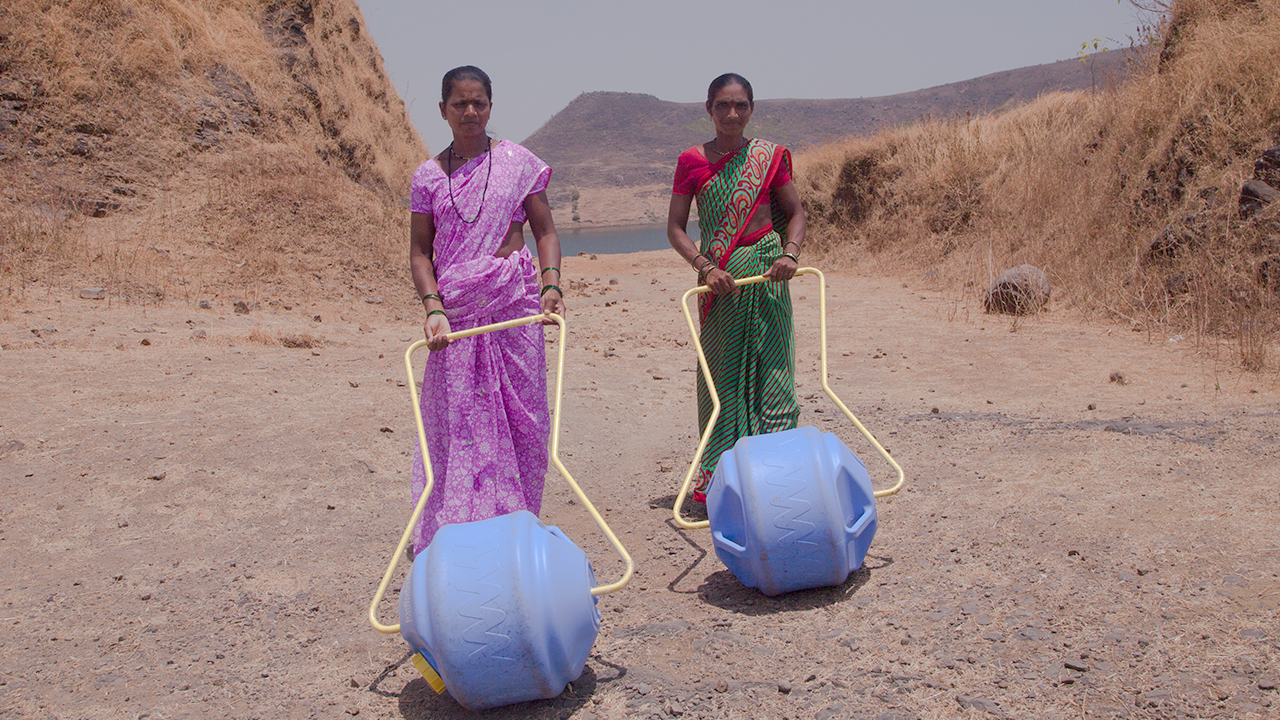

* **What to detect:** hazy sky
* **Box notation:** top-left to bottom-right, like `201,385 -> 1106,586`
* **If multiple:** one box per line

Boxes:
357,1 -> 1148,155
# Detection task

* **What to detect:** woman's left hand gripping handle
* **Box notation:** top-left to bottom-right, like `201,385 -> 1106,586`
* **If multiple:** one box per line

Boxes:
425,312 -> 452,351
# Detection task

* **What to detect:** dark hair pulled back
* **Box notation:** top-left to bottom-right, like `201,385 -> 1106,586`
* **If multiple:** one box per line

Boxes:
707,73 -> 753,106
441,65 -> 492,103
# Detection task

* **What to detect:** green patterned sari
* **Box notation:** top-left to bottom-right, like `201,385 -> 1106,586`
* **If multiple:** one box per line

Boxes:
693,139 -> 799,501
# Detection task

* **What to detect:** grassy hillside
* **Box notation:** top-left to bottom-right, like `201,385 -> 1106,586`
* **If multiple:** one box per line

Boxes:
522,53 -> 1129,226
0,0 -> 425,311
795,0 -> 1280,367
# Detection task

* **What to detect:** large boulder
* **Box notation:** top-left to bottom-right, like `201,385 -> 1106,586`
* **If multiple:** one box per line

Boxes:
984,264 -> 1051,315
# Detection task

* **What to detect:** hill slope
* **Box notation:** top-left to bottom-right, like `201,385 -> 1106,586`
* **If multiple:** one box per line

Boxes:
522,52 -> 1128,226
795,0 -> 1279,356
0,0 -> 425,307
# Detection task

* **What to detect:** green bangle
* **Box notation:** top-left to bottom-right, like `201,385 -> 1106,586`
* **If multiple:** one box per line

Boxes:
421,293 -> 441,304
781,252 -> 799,263
540,266 -> 559,277
427,309 -> 446,318
540,284 -> 562,297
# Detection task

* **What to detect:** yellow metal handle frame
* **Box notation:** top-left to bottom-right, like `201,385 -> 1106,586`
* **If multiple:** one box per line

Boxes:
369,313 -> 635,634
673,268 -> 907,530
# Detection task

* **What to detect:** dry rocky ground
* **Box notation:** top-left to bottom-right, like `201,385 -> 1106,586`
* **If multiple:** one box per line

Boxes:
1,252 -> 1278,720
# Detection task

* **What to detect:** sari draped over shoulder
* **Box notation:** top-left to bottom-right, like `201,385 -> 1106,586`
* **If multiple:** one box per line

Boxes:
407,139 -> 552,550
685,139 -> 800,501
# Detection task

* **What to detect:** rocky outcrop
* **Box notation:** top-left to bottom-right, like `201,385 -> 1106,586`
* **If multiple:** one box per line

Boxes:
1240,146 -> 1280,218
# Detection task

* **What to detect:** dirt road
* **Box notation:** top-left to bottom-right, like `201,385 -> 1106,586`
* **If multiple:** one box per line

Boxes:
2,252 -> 1277,719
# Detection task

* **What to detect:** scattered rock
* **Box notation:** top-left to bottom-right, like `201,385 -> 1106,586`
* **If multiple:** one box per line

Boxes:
1109,370 -> 1127,385
1016,626 -> 1050,641
1255,146 -> 1280,186
0,440 -> 24,459
777,681 -> 792,694
198,300 -> 212,309
233,301 -> 250,315
714,679 -> 728,693
984,264 -> 1050,315
816,704 -> 848,720
364,297 -> 384,304
140,338 -> 152,346
191,329 -> 207,339
1239,628 -> 1267,639
1064,660 -> 1089,672
1240,179 -> 1278,218
1146,224 -> 1199,262
1259,678 -> 1277,691
379,427 -> 393,434
79,287 -> 106,300
148,472 -> 166,482
956,694 -> 1001,714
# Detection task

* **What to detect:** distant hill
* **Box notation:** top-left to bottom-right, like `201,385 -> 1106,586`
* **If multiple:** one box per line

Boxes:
522,52 -> 1129,226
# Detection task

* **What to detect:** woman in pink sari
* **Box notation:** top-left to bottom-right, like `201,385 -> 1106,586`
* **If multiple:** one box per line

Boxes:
407,66 -> 564,552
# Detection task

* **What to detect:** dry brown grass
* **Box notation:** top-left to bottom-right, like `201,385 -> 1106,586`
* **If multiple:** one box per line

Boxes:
247,325 -> 322,348
797,0 -> 1280,369
0,0 -> 424,308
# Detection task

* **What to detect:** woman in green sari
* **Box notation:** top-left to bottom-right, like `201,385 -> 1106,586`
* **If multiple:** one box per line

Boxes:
667,73 -> 808,502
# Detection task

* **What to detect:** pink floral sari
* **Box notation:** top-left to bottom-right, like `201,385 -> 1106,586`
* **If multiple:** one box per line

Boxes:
407,139 -> 552,551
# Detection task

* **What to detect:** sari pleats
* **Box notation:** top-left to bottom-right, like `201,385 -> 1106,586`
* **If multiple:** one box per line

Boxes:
693,231 -> 799,498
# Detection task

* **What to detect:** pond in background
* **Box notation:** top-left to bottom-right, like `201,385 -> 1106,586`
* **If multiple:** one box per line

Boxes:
526,223 -> 699,257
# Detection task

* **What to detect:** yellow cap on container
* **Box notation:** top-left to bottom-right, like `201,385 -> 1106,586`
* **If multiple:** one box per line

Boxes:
410,652 -> 445,694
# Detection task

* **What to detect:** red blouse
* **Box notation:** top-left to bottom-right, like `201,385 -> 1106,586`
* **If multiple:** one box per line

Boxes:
672,145 -> 792,199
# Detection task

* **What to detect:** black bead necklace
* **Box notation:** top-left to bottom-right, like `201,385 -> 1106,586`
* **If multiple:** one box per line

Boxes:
445,137 -> 492,224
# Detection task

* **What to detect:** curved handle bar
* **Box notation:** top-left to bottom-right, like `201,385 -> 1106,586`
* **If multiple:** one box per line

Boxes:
673,268 -> 907,530
369,312 -> 635,635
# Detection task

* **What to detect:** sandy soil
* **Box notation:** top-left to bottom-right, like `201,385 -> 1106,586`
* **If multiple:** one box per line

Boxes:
1,252 -> 1278,720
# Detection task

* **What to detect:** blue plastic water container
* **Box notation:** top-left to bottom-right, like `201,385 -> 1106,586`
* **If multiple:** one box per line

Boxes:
706,425 -> 877,596
398,510 -> 600,710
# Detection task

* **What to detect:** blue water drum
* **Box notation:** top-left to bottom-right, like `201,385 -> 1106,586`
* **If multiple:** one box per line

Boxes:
398,510 -> 600,710
706,425 -> 878,596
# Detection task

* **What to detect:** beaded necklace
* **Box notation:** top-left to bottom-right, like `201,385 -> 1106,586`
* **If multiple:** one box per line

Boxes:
445,137 -> 492,224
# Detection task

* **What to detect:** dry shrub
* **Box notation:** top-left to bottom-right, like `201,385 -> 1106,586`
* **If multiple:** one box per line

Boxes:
247,326 -> 276,345
247,327 -> 323,348
797,0 -> 1280,368
278,332 -> 323,349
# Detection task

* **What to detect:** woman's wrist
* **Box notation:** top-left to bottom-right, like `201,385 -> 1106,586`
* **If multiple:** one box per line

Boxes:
420,292 -> 443,309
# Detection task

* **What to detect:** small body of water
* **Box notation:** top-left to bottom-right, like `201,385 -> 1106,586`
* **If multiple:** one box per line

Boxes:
527,223 -> 699,257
